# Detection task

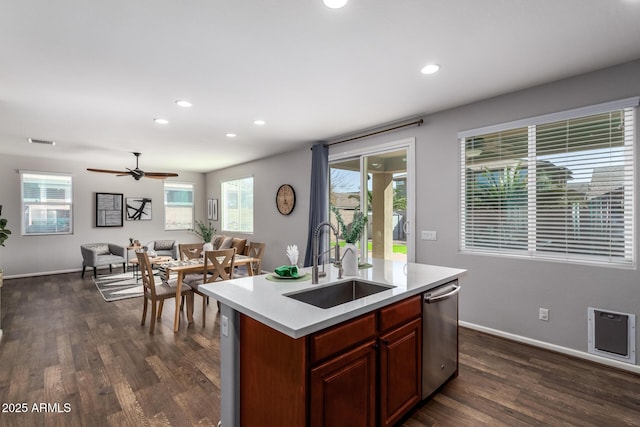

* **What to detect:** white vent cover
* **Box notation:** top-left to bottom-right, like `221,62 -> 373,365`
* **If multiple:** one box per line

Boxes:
588,307 -> 636,364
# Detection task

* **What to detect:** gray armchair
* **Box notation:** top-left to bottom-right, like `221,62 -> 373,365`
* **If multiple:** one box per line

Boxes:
80,243 -> 127,278
144,240 -> 179,259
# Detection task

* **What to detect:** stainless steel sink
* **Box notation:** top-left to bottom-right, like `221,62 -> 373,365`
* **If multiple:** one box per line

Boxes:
284,280 -> 395,309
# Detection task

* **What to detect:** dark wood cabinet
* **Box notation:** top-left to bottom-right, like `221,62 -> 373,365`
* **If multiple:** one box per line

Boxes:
240,295 -> 424,426
239,315 -> 307,426
379,317 -> 422,426
310,340 -> 377,427
378,294 -> 422,426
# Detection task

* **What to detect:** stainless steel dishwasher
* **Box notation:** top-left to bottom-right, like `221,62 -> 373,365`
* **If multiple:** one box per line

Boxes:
422,280 -> 460,399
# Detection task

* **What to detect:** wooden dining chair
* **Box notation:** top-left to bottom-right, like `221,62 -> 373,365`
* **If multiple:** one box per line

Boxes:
247,241 -> 266,275
137,251 -> 193,334
179,243 -> 204,260
179,242 -> 206,284
190,248 -> 236,327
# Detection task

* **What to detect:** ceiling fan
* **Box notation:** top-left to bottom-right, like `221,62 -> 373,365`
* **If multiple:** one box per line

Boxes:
87,152 -> 179,180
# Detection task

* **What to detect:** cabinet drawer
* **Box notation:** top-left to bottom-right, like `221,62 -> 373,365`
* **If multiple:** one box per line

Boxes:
379,295 -> 421,333
311,313 -> 377,364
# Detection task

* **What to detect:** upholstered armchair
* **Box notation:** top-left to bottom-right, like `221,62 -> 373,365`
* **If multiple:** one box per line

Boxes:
144,240 -> 179,259
80,243 -> 127,278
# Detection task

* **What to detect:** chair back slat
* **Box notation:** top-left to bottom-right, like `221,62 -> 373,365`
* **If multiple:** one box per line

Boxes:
136,251 -> 157,298
203,248 -> 236,283
247,242 -> 266,275
248,242 -> 266,259
179,243 -> 204,260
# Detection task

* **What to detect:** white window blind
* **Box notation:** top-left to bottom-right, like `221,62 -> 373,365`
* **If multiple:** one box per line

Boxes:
460,98 -> 637,266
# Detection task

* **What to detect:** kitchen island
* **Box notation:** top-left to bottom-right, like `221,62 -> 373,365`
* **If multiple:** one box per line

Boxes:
200,259 -> 465,426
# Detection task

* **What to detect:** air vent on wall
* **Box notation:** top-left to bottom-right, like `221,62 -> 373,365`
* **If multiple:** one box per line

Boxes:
28,138 -> 56,146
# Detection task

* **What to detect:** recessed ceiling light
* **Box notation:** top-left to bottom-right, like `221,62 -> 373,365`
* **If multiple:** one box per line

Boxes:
175,100 -> 192,108
253,120 -> 266,126
324,0 -> 348,8
421,64 -> 440,75
154,118 -> 169,125
226,133 -> 237,138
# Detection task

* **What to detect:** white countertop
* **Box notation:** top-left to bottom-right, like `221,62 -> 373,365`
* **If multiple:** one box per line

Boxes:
200,259 -> 466,338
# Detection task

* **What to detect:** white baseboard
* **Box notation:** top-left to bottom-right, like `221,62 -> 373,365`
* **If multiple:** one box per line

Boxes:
459,321 -> 640,375
4,268 -> 83,280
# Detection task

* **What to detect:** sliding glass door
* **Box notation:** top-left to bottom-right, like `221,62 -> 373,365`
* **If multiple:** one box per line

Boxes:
329,139 -> 414,263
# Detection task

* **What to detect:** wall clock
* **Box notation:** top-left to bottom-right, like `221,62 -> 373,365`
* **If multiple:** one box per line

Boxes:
276,184 -> 296,215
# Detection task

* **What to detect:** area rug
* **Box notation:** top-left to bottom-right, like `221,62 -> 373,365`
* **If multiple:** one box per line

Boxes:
93,271 -> 149,302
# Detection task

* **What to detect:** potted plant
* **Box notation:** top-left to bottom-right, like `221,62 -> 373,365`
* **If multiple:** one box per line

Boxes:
194,220 -> 216,251
331,206 -> 367,276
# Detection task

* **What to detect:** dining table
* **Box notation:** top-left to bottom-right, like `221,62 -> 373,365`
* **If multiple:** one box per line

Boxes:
161,254 -> 261,333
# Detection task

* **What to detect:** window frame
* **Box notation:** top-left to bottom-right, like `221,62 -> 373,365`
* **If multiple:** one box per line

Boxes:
20,170 -> 74,236
459,97 -> 639,267
163,181 -> 194,231
221,176 -> 254,233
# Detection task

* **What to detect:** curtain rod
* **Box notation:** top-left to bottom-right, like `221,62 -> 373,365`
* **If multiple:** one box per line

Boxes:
325,118 -> 423,147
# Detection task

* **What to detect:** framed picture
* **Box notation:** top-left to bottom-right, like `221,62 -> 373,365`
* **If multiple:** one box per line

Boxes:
212,199 -> 218,221
96,193 -> 123,227
207,199 -> 214,220
125,197 -> 152,221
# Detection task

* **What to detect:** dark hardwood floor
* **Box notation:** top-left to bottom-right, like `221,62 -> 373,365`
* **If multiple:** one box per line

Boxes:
0,272 -> 638,426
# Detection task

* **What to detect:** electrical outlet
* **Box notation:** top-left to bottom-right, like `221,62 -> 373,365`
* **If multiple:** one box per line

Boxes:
421,230 -> 437,240
222,314 -> 229,337
539,308 -> 549,321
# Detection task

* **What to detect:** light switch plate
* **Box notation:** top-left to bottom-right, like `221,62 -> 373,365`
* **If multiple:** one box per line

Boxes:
421,230 -> 437,240
221,315 -> 229,336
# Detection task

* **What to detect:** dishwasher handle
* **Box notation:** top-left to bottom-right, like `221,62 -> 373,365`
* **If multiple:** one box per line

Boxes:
424,284 -> 460,303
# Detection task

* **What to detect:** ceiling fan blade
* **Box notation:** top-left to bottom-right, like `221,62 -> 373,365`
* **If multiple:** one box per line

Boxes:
144,172 -> 180,178
88,154 -> 178,180
87,168 -> 130,174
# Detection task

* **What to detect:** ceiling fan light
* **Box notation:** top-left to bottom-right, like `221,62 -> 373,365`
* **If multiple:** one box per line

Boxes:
324,0 -> 348,8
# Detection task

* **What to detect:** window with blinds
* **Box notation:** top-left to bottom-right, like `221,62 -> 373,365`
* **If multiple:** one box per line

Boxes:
20,171 -> 73,235
459,98 -> 638,266
164,182 -> 194,230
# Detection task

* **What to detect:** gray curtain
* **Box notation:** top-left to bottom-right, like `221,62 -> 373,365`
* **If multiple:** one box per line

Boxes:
304,143 -> 329,267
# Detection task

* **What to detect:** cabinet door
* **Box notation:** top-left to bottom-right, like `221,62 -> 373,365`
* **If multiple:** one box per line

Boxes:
379,317 -> 422,427
310,340 -> 377,427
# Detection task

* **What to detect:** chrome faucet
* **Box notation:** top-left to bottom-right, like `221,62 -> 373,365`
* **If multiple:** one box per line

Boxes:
312,221 -> 340,284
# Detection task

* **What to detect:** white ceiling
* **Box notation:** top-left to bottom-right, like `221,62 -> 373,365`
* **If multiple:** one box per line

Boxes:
2,0 -> 640,174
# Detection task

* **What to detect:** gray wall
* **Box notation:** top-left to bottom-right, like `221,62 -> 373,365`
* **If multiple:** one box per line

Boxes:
0,154 -> 206,276
205,148 -> 312,272
330,59 -> 640,360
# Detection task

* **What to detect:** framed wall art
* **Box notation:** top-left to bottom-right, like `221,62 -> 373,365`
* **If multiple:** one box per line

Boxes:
96,192 -> 123,227
126,197 -> 152,221
208,198 -> 218,221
